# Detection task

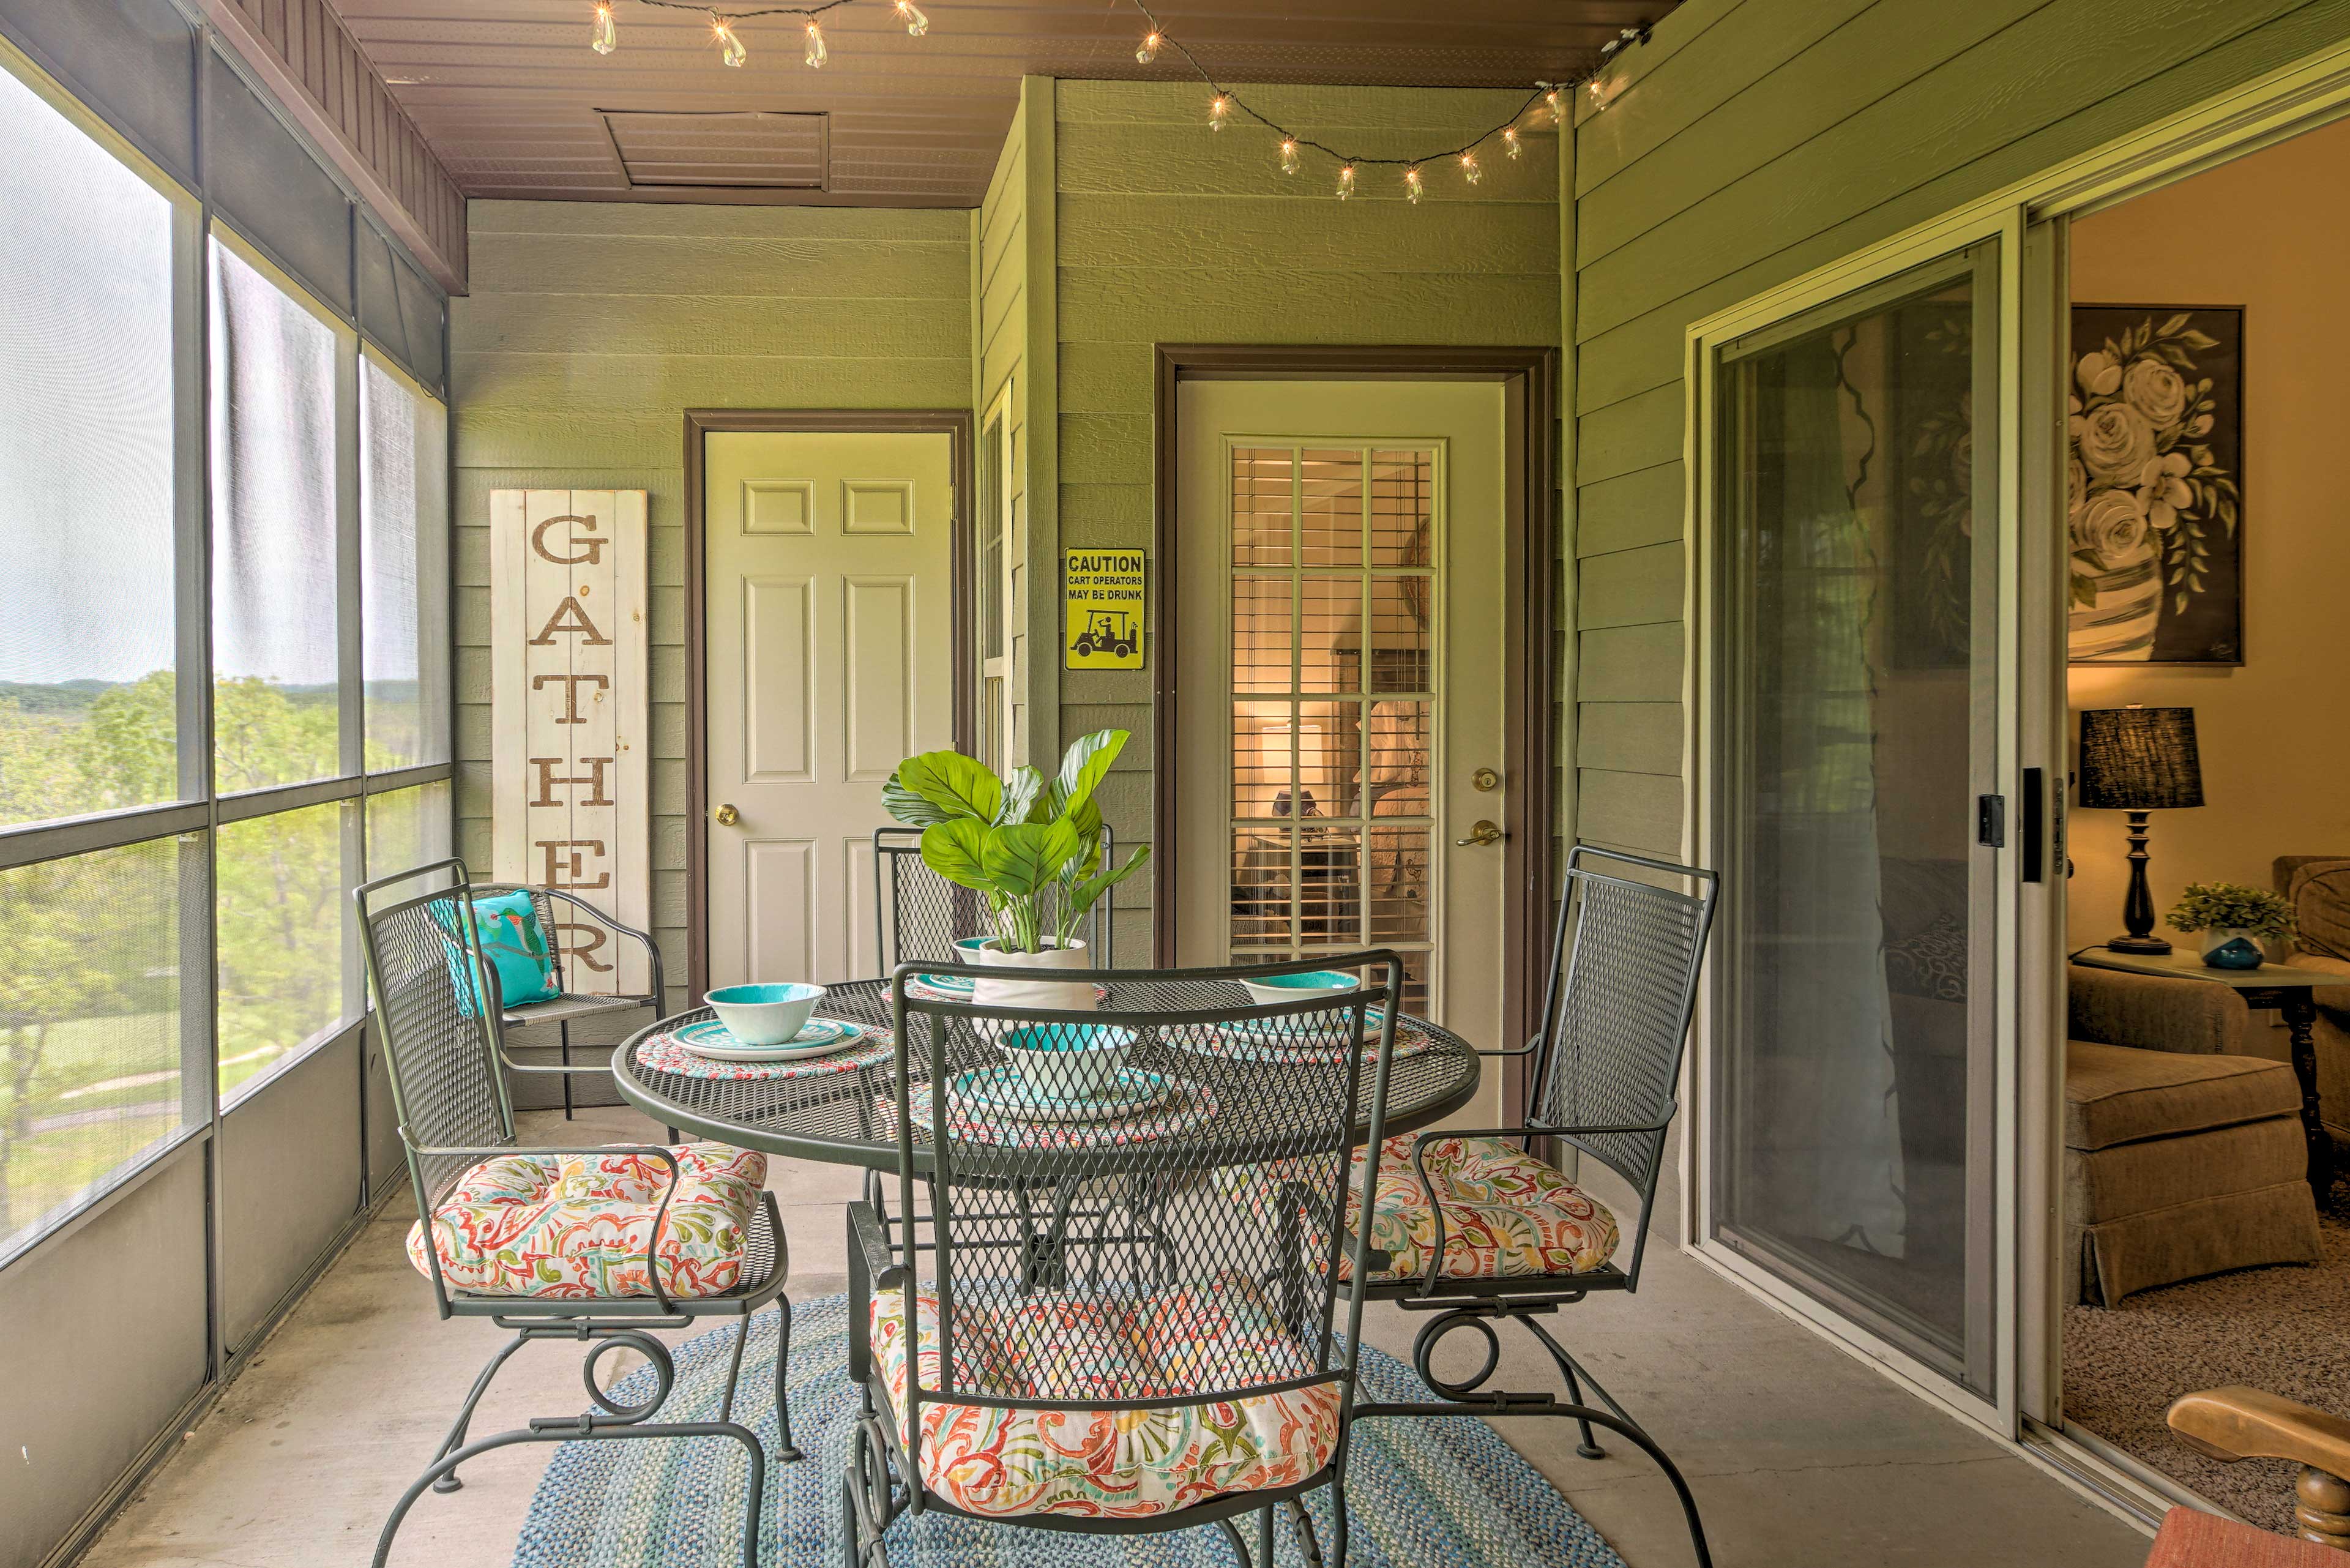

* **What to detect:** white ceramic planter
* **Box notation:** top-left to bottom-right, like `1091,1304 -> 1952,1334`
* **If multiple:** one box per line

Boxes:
968,937 -> 1097,1014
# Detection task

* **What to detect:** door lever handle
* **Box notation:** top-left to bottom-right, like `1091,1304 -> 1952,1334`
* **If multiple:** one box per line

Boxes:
1456,819 -> 1505,847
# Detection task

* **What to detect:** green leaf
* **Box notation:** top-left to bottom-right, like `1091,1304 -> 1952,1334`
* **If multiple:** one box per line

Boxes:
2180,329 -> 2220,350
1049,729 -> 1127,821
882,771 -> 953,826
920,819 -> 993,891
2158,313 -> 2191,338
1064,844 -> 1152,922
895,750 -> 1002,823
2070,573 -> 2098,608
981,819 -> 1084,898
997,765 -> 1047,826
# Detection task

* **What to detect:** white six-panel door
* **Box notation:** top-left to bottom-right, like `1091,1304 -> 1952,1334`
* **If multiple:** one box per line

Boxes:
703,431 -> 955,988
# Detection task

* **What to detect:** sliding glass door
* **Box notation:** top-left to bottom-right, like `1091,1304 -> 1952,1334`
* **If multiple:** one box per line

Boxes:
1705,238 -> 2007,1401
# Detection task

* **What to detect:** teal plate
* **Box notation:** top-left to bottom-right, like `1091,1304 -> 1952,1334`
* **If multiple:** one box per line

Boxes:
674,1016 -> 863,1062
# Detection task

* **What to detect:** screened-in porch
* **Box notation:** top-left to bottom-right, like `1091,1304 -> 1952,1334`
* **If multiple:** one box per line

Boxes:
11,3 -> 2350,1568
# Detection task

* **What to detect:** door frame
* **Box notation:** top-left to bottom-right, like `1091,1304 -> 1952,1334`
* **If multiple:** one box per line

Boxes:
1150,345 -> 1561,1070
1673,27 -> 2350,1521
681,408 -> 975,998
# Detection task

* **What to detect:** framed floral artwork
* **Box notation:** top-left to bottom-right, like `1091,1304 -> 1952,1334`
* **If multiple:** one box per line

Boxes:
2067,305 -> 2244,665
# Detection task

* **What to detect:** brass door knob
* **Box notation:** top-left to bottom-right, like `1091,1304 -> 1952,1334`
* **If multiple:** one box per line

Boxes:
1455,819 -> 1504,847
712,803 -> 740,826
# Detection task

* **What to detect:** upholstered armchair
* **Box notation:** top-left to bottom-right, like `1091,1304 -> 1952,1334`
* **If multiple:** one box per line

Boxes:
2272,856 -> 2350,1159
2065,964 -> 2320,1304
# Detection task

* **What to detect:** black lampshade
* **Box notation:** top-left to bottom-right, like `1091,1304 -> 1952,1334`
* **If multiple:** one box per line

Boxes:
2077,707 -> 2204,810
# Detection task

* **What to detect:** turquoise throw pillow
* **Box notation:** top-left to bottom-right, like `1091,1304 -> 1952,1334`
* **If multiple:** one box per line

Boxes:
432,890 -> 561,1016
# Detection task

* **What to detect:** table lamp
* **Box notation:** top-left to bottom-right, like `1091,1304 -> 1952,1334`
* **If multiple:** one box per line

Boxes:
2076,705 -> 2204,954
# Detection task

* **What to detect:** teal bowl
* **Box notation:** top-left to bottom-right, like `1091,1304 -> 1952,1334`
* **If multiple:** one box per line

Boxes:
998,1023 -> 1136,1102
1238,968 -> 1362,1007
705,982 -> 825,1046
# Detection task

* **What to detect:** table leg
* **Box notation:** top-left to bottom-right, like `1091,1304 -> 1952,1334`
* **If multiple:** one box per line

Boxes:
2283,996 -> 2336,1208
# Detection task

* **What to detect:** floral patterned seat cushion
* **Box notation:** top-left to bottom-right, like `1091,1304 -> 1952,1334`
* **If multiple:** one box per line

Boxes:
869,1271 -> 1342,1519
405,1143 -> 766,1299
1221,1136 -> 1619,1284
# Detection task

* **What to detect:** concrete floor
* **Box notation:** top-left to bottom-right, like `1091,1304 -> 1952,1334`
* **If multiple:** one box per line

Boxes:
80,1107 -> 2154,1568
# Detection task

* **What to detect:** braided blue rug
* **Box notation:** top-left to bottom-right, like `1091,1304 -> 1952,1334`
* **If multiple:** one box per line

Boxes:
514,1294 -> 1625,1567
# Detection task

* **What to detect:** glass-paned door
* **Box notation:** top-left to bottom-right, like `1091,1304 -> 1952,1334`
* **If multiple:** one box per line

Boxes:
975,405 -> 1010,772
1226,444 -> 1436,1010
1709,241 -> 2003,1397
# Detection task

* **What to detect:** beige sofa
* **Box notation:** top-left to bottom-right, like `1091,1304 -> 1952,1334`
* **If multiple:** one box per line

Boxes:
2065,964 -> 2321,1305
2272,855 -> 2350,1157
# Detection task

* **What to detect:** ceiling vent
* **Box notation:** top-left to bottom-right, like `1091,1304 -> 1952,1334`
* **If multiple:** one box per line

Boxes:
600,110 -> 829,191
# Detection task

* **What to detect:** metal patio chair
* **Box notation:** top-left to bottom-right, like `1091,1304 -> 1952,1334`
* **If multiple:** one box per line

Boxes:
844,954 -> 1404,1567
873,823 -> 1115,971
468,878 -> 666,1119
356,859 -> 797,1568
1344,845 -> 1720,1567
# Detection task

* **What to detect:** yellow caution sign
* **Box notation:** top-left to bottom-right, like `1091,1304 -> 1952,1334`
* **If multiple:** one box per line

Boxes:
1064,548 -> 1146,670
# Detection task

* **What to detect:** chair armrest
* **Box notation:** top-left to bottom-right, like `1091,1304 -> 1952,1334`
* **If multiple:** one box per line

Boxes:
2067,964 -> 2250,1055
1400,1121 -> 1663,1297
1475,1034 -> 1542,1059
846,1198 -> 908,1291
532,888 -> 667,1001
2169,1386 -> 2350,1479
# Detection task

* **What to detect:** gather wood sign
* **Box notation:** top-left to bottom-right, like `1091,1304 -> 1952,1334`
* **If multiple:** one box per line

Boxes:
490,490 -> 652,996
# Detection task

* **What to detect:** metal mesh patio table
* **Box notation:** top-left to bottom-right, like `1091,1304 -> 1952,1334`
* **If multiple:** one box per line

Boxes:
610,975 -> 1483,1169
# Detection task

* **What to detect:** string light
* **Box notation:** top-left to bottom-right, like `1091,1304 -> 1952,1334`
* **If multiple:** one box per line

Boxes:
713,14 -> 747,65
583,1 -> 934,72
1117,2 -> 1654,201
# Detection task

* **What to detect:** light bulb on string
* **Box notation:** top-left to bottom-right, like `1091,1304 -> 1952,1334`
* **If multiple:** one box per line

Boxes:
1136,31 -> 1162,64
1336,163 -> 1356,200
1458,149 -> 1482,185
712,15 -> 747,67
590,1 -> 617,54
1208,94 -> 1230,131
1280,138 -> 1300,176
1503,127 -> 1522,159
1588,77 -> 1605,107
894,0 -> 928,36
804,18 -> 828,66
1404,164 -> 1424,204
1544,87 -> 1564,122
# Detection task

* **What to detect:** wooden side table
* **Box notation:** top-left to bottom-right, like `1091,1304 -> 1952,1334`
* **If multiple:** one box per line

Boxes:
2075,945 -> 2340,1207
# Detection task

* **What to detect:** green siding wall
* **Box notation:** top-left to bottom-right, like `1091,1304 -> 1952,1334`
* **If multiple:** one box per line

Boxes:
1568,0 -> 2350,855
451,200 -> 972,1003
1053,80 -> 1564,955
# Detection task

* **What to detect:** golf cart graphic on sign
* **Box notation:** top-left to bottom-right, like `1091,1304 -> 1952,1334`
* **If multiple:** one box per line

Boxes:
1063,548 -> 1146,670
1072,610 -> 1138,659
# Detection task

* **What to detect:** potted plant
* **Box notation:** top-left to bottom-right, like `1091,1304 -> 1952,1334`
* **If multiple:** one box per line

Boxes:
881,730 -> 1151,1010
2166,881 -> 2297,970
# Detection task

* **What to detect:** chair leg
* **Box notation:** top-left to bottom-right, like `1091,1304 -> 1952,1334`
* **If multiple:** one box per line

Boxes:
559,1019 -> 575,1119
1286,1495 -> 1326,1568
716,1304 -> 753,1425
428,1331 -> 531,1492
1212,1515 -> 1252,1566
1354,1398 -> 1711,1568
376,1421 -> 765,1568
772,1296 -> 802,1462
1556,1353 -> 1605,1459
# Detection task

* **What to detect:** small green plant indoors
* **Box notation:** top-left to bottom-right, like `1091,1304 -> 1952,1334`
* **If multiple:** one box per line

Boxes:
881,730 -> 1152,954
2166,881 -> 2297,940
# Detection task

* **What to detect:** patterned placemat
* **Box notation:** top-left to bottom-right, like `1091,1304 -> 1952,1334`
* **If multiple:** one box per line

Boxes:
1189,1023 -> 1439,1067
902,977 -> 1111,1005
635,1022 -> 894,1082
877,1073 -> 1221,1149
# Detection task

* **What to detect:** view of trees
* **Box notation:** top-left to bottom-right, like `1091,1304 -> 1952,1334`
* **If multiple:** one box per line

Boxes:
0,674 -> 379,1250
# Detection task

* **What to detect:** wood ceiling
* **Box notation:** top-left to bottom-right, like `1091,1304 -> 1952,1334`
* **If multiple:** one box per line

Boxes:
330,0 -> 1676,206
